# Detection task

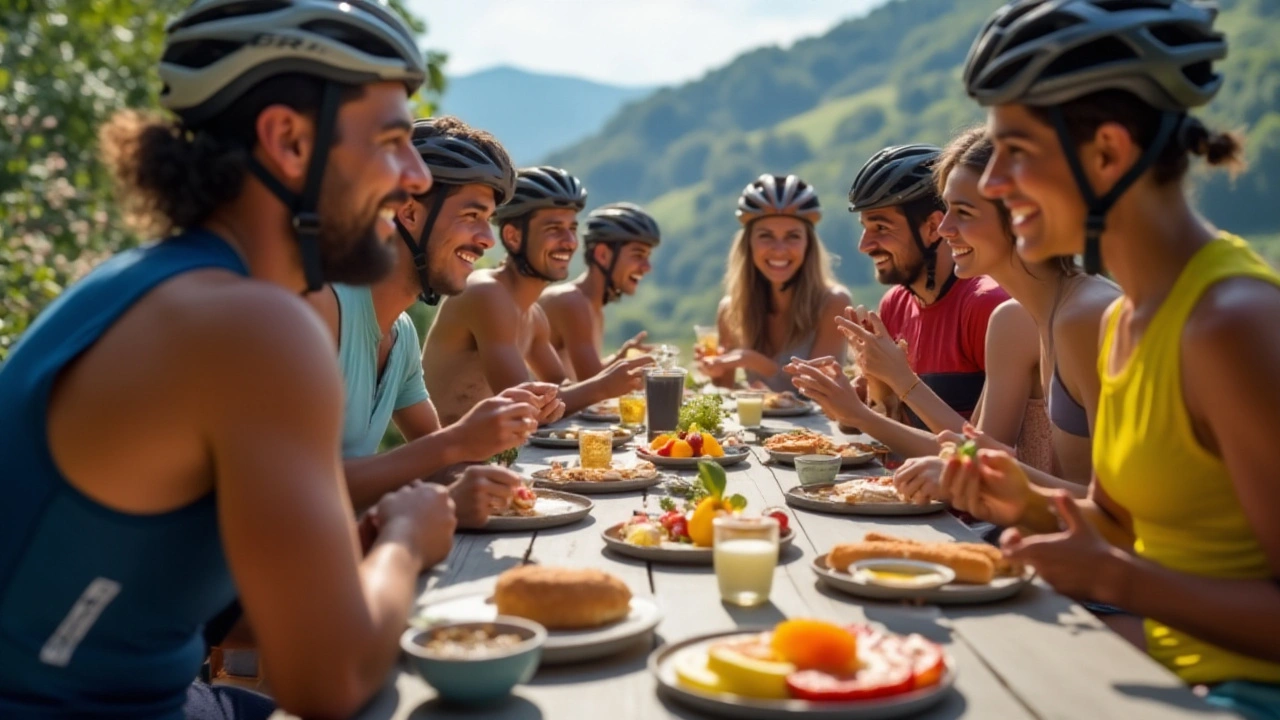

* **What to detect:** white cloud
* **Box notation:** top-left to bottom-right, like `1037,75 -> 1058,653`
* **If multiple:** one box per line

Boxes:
410,0 -> 890,87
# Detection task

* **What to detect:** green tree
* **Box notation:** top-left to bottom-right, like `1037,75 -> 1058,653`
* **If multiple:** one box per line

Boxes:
0,0 -> 445,360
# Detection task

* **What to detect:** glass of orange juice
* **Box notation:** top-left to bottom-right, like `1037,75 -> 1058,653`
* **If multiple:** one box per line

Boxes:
578,429 -> 614,469
618,391 -> 646,430
694,325 -> 719,357
713,516 -> 780,606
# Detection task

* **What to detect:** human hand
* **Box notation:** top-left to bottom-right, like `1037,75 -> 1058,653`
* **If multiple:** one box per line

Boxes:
937,423 -> 1015,457
371,481 -> 457,570
837,307 -> 915,395
785,358 -> 869,426
448,465 -> 524,529
615,331 -> 653,359
598,355 -> 654,398
893,456 -> 948,506
940,449 -> 1035,528
455,394 -> 539,461
506,382 -> 566,426
1003,492 -> 1124,603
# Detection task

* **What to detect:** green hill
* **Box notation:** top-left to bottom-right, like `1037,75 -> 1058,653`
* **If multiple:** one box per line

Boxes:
542,0 -> 1280,348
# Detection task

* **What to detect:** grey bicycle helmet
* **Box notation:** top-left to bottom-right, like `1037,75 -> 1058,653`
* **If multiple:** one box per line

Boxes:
583,202 -> 661,304
963,0 -> 1227,274
493,166 -> 588,281
159,0 -> 428,293
848,145 -> 950,293
397,117 -> 517,305
736,174 -> 822,226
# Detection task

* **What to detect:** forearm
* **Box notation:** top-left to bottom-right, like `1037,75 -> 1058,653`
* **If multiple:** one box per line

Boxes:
1015,492 -> 1130,548
1022,463 -> 1089,498
344,433 -> 463,512
1104,553 -> 1280,664
743,350 -> 780,380
559,380 -> 608,416
897,380 -> 967,436
849,409 -> 942,459
354,536 -> 424,693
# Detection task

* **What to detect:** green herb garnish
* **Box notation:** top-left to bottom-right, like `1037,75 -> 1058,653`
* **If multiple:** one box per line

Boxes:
958,440 -> 978,460
658,496 -> 678,512
488,446 -> 520,467
678,394 -> 728,436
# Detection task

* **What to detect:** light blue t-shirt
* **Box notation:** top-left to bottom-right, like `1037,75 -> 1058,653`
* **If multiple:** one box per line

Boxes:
334,284 -> 429,458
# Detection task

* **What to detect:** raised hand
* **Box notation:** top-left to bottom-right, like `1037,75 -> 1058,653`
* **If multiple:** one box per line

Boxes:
455,394 -> 539,461
505,382 -> 566,426
598,355 -> 654,398
936,423 -> 1015,457
448,465 -> 524,529
837,306 -> 915,395
1002,492 -> 1122,603
615,331 -> 653,359
785,358 -> 869,427
371,481 -> 457,571
940,449 -> 1035,528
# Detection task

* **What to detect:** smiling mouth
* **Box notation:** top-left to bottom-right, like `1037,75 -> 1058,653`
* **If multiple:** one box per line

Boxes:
951,245 -> 974,258
628,273 -> 643,283
456,249 -> 480,265
1009,207 -> 1040,230
548,251 -> 573,263
766,259 -> 790,269
872,255 -> 891,267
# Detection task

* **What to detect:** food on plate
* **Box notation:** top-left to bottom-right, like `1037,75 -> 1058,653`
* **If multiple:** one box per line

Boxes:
674,620 -> 945,702
417,624 -> 525,659
585,401 -> 620,415
826,528 -> 1030,585
542,426 -> 631,441
676,394 -> 729,437
802,476 -> 903,504
494,485 -> 539,517
487,446 -> 520,467
762,391 -> 805,410
763,429 -> 865,457
626,462 -> 749,548
494,565 -> 632,630
862,531 -> 1023,578
938,439 -> 980,460
538,459 -> 657,483
644,424 -> 738,459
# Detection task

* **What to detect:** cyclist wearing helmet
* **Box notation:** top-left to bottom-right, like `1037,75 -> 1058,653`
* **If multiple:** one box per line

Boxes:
539,202 -> 661,381
423,167 -> 652,425
0,1 -> 465,718
306,117 -> 560,518
699,174 -> 851,392
848,144 -> 1010,426
946,0 -> 1280,707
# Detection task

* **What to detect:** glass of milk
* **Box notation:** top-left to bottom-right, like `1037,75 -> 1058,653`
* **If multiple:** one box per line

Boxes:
713,516 -> 780,607
735,390 -> 764,428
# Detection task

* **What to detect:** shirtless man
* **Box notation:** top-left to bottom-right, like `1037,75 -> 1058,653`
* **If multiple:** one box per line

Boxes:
308,117 -> 561,520
539,202 -> 660,381
423,166 -> 651,425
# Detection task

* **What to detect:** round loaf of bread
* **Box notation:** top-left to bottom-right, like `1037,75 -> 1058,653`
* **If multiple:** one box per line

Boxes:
494,565 -> 632,630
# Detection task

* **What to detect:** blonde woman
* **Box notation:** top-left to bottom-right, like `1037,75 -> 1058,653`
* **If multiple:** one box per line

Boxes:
699,174 -> 851,391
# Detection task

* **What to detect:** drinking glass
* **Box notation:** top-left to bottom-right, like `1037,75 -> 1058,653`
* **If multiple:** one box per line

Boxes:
735,391 -> 764,428
694,325 -> 719,357
578,429 -> 613,469
618,391 -> 646,430
713,516 -> 780,607
645,367 -> 687,440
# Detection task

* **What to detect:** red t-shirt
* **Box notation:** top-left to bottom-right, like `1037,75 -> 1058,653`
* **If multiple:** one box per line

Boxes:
877,275 -> 1008,423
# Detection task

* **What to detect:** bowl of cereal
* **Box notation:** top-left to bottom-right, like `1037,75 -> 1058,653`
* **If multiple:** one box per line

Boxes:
400,617 -> 546,705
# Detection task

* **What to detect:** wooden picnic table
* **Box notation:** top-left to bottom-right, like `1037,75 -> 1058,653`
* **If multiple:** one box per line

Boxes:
273,408 -> 1233,720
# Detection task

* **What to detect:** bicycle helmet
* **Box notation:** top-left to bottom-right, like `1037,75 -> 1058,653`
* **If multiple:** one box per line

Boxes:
963,0 -> 1227,274
848,145 -> 950,292
160,0 -> 427,292
397,117 -> 516,305
492,166 -> 588,281
736,174 -> 822,226
583,202 -> 661,304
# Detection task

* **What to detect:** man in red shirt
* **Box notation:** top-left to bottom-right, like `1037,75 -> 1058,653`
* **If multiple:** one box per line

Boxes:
848,144 -> 1008,426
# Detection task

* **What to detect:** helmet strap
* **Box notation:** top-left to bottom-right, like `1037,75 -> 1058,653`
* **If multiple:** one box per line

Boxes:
1048,107 -> 1180,276
587,243 -> 624,305
245,82 -> 342,294
396,189 -> 450,306
509,215 -> 558,283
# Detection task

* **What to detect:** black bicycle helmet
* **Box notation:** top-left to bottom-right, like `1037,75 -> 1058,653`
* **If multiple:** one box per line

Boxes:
736,174 -> 822,226
492,166 -> 588,281
161,0 -> 427,293
964,0 -> 1227,274
397,117 -> 516,305
583,202 -> 661,304
848,145 -> 950,293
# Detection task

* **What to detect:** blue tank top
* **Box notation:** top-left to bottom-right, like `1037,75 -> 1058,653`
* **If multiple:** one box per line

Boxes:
0,231 -> 246,718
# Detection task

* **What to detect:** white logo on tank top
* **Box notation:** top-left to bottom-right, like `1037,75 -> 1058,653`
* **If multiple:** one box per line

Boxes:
39,577 -> 121,667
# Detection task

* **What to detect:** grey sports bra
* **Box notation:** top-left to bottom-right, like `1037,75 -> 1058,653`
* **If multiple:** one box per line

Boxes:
1049,365 -> 1090,438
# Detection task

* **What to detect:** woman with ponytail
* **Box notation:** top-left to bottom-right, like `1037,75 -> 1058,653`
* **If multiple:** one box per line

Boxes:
948,1 -> 1280,713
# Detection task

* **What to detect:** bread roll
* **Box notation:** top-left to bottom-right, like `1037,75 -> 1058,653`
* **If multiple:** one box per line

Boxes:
494,566 -> 632,629
828,540 -> 995,584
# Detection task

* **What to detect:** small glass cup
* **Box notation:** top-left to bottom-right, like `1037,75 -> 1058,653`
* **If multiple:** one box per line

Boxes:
578,429 -> 614,469
694,325 -> 720,358
618,391 -> 647,430
735,390 -> 764,428
713,516 -> 780,607
654,344 -> 680,370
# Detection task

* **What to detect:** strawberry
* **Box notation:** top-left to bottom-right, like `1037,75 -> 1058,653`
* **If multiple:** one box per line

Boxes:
687,431 -> 704,456
657,439 -> 676,457
658,510 -> 683,532
669,517 -> 689,540
766,509 -> 790,535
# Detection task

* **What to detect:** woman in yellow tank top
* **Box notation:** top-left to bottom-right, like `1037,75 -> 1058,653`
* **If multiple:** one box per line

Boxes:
943,2 -> 1280,717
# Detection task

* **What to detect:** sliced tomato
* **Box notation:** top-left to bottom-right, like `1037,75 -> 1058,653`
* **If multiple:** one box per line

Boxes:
785,648 -> 913,702
899,634 -> 946,689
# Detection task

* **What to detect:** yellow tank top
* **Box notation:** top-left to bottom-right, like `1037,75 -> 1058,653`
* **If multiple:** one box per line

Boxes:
1095,233 -> 1280,685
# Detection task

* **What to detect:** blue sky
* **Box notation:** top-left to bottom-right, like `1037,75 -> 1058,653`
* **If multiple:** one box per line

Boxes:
410,0 -> 891,87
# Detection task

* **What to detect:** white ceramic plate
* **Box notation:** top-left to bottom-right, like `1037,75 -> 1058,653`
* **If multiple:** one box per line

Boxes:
601,522 -> 795,565
812,555 -> 1034,605
414,593 -> 662,665
767,449 -> 877,468
578,405 -> 621,423
784,484 -> 945,516
761,403 -> 814,418
634,444 -> 751,469
479,490 -> 594,532
527,427 -> 634,449
650,628 -> 954,719
529,464 -> 665,494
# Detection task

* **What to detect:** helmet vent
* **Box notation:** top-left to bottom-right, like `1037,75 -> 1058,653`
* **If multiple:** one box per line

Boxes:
163,39 -> 242,70
300,19 -> 400,59
1148,21 -> 1208,48
171,0 -> 291,32
1043,37 -> 1138,79
1098,0 -> 1171,12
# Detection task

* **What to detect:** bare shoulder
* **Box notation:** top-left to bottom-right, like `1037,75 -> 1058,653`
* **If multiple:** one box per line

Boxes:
1054,276 -> 1123,353
1185,276 -> 1280,350
716,295 -> 732,319
823,284 -> 853,313
538,282 -> 589,318
302,285 -> 341,347
448,270 -> 520,323
989,297 -> 1036,332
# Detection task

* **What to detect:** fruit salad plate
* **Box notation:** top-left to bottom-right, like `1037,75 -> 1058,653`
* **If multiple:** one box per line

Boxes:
602,522 -> 795,565
635,443 -> 751,469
